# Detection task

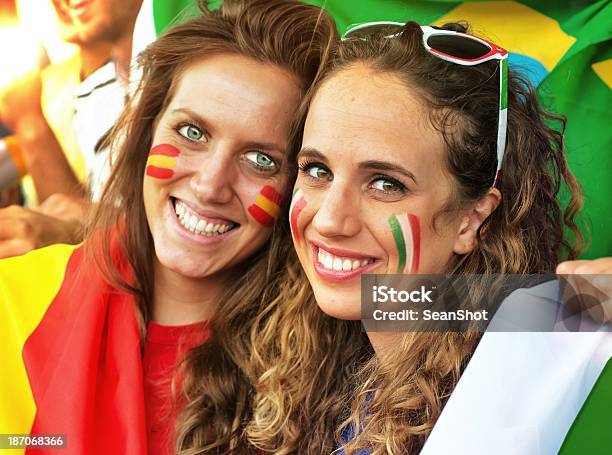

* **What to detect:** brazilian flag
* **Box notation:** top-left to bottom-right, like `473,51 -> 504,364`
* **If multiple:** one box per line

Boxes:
145,0 -> 611,259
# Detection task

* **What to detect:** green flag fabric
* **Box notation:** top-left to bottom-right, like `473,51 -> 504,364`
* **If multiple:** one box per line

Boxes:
558,357 -> 612,454
148,0 -> 612,259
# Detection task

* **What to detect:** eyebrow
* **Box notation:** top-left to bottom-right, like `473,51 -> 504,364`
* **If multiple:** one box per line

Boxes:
171,108 -> 208,128
171,107 -> 286,155
359,160 -> 418,184
298,148 -> 417,184
297,147 -> 328,162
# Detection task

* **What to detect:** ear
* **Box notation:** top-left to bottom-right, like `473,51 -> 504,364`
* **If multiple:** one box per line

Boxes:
453,188 -> 501,255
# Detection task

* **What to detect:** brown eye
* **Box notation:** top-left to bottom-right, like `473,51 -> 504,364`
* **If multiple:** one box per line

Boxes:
306,165 -> 329,180
371,177 -> 405,193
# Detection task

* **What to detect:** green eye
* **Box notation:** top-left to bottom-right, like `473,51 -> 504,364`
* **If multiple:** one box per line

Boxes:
245,151 -> 277,171
178,124 -> 205,142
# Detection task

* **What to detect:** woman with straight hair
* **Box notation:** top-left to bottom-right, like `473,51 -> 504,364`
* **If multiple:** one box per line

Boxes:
241,21 -> 587,454
0,1 -> 337,453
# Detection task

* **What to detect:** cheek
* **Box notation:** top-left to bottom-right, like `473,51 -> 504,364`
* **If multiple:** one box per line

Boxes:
145,143 -> 180,180
386,213 -> 421,274
246,184 -> 283,228
289,188 -> 307,244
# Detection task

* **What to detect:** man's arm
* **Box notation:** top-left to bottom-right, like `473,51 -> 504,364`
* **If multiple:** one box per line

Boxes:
0,71 -> 85,201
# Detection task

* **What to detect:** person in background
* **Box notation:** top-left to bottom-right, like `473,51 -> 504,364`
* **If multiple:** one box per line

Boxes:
0,0 -> 141,258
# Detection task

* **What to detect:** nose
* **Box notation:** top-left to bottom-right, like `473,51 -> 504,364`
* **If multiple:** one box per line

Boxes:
311,181 -> 361,238
189,141 -> 234,204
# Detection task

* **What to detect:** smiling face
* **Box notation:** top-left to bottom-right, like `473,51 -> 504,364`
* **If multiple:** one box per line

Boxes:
292,63 -> 470,320
143,53 -> 301,280
52,0 -> 141,44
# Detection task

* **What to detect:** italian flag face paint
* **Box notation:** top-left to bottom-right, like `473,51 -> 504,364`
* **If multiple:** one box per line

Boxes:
248,185 -> 283,227
145,143 -> 180,179
388,213 -> 421,274
289,188 -> 307,243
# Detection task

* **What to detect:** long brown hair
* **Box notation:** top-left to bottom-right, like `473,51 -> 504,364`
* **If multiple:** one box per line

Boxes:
86,0 -> 338,452
247,21 -> 584,453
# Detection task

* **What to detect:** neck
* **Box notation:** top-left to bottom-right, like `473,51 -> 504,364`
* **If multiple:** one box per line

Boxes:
151,260 -> 229,326
110,27 -> 134,86
78,26 -> 134,85
366,331 -> 404,358
79,41 -> 113,79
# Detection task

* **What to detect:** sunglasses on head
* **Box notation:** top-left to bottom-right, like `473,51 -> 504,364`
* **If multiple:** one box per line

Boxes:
342,22 -> 508,187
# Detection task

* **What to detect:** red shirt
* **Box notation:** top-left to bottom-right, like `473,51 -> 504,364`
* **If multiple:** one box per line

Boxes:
143,321 -> 210,455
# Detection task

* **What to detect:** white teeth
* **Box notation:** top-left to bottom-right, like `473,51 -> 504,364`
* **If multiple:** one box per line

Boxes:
195,219 -> 206,234
317,247 -> 374,272
173,200 -> 234,237
188,215 -> 197,230
324,255 -> 333,270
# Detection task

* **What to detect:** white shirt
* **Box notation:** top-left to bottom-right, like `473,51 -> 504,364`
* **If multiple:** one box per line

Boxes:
72,62 -> 125,202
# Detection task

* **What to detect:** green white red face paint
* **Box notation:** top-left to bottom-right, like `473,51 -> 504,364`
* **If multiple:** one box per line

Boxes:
388,213 -> 420,273
289,188 -> 307,243
145,143 -> 180,179
247,185 -> 283,227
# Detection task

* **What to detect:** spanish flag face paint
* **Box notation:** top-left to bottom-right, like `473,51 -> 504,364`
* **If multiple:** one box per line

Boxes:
289,188 -> 307,244
388,213 -> 421,274
247,185 -> 283,227
145,143 -> 180,179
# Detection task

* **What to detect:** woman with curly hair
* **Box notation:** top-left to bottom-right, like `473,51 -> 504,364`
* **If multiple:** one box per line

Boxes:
0,1 -> 337,453
243,21 -> 588,454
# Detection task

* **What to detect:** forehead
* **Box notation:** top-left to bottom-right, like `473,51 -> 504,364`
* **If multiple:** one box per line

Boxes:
167,53 -> 301,137
303,64 -> 445,170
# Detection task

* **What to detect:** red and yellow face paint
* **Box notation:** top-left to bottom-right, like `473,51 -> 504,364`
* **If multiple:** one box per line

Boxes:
248,185 -> 283,227
388,213 -> 420,274
289,188 -> 307,243
145,144 -> 180,179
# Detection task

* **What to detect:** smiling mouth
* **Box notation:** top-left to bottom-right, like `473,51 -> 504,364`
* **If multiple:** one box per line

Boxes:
310,242 -> 379,282
66,0 -> 92,16
317,246 -> 374,271
171,197 -> 239,237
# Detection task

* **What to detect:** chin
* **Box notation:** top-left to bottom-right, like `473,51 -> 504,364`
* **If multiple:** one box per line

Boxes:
155,248 -> 208,279
312,289 -> 362,321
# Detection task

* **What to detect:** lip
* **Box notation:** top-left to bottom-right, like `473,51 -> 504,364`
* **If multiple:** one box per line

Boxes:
169,198 -> 238,245
66,0 -> 93,17
310,242 -> 380,283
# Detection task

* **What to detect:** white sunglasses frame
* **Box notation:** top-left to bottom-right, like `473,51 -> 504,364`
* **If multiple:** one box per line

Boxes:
342,22 -> 509,186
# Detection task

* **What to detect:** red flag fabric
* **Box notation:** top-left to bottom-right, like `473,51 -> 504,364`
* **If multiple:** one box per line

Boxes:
0,238 -> 147,454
